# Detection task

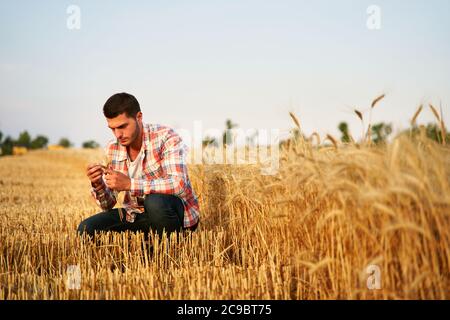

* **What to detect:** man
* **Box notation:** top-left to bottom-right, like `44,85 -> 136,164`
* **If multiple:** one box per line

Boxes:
78,92 -> 200,238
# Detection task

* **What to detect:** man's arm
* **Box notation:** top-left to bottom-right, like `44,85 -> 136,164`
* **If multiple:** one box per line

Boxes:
129,130 -> 188,198
90,179 -> 117,211
87,163 -> 117,211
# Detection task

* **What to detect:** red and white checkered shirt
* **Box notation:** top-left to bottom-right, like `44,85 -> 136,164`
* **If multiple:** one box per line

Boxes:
90,123 -> 200,228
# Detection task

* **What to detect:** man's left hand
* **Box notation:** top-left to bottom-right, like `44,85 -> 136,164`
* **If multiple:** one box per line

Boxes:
104,168 -> 131,191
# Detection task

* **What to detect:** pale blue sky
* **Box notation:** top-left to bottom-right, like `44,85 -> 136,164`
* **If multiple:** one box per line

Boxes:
1,0 -> 449,147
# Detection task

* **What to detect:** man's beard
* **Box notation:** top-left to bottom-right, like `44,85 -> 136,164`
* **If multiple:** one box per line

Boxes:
122,120 -> 140,146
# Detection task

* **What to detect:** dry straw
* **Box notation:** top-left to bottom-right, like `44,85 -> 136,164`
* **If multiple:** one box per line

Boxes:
1,104 -> 449,300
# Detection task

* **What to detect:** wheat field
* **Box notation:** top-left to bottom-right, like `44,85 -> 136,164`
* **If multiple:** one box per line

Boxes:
0,130 -> 449,299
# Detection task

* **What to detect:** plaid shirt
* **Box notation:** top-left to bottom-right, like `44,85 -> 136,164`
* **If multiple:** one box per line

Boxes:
91,123 -> 200,228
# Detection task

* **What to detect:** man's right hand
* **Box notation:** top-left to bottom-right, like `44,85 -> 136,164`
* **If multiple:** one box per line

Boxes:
87,163 -> 105,190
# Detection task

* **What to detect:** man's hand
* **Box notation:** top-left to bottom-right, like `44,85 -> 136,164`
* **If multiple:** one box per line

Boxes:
104,168 -> 131,191
86,163 -> 105,189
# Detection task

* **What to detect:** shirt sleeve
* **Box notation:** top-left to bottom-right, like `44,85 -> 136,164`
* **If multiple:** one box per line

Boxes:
90,180 -> 117,211
90,140 -> 117,211
129,129 -> 188,198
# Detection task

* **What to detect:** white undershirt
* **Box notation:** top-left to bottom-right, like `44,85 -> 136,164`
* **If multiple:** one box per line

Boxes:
127,146 -> 144,179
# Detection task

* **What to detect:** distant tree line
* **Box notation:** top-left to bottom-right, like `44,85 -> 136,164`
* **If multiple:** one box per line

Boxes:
201,118 -> 449,150
0,130 -> 100,156
279,120 -> 449,149
337,121 -> 449,145
2,117 -> 447,157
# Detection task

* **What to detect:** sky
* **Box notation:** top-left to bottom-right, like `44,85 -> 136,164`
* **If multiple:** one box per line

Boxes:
1,0 -> 449,147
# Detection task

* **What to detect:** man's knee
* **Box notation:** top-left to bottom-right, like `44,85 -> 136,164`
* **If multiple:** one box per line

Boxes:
77,212 -> 108,237
77,218 -> 94,237
144,194 -> 184,232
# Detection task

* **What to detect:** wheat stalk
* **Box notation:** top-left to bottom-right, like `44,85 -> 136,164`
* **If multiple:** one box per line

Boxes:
439,104 -> 447,145
411,105 -> 423,127
366,94 -> 385,145
354,109 -> 365,143
325,134 -> 338,149
354,109 -> 363,121
429,104 -> 440,122
289,111 -> 301,129
310,132 -> 321,145
428,103 -> 447,145
371,94 -> 385,109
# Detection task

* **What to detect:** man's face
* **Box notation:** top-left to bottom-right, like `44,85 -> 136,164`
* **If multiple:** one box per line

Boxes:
106,112 -> 142,147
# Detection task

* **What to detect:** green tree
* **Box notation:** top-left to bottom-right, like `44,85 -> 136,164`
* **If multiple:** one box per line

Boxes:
16,131 -> 31,148
1,136 -> 14,156
370,122 -> 392,144
82,140 -> 100,149
222,119 -> 238,146
338,122 -> 351,143
401,123 -> 450,144
0,130 -> 3,155
30,135 -> 49,149
202,136 -> 218,148
425,124 -> 449,143
58,138 -> 72,148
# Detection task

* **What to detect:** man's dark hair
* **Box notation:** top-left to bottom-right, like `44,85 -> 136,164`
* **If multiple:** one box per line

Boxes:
103,93 -> 141,118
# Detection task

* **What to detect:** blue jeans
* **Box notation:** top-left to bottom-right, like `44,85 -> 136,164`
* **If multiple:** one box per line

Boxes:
77,193 -> 197,238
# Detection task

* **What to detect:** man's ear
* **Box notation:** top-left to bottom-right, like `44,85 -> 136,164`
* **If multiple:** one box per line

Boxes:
136,111 -> 143,122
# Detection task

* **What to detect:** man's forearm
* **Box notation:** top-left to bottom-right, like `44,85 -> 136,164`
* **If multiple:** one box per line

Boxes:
90,179 -> 117,210
91,180 -> 105,192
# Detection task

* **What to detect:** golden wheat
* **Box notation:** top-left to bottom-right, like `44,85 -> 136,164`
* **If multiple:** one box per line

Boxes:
0,121 -> 449,300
